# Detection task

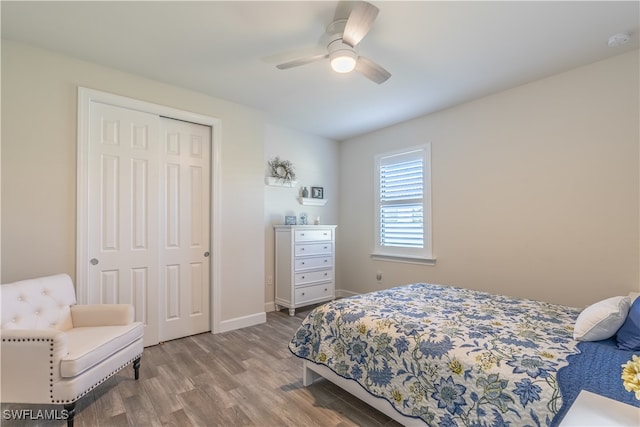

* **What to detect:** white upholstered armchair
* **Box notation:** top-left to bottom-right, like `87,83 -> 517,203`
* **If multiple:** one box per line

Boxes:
1,274 -> 144,426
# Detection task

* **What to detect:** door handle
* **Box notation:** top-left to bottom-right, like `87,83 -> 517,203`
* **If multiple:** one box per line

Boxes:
204,251 -> 210,257
90,258 -> 99,265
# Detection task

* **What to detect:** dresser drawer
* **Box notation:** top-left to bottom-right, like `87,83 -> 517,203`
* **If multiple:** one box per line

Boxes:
296,283 -> 333,304
295,256 -> 332,271
295,229 -> 332,242
295,242 -> 332,257
295,269 -> 332,285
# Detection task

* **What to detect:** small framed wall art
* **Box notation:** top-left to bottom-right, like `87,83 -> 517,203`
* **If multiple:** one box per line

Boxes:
285,215 -> 297,225
311,186 -> 324,199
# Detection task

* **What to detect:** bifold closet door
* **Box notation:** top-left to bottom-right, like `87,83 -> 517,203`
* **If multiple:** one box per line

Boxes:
88,102 -> 161,345
87,102 -> 211,346
158,117 -> 211,342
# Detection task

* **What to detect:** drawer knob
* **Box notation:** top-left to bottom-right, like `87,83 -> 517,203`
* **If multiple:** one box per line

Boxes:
301,262 -> 305,265
302,292 -> 305,296
324,246 -> 328,249
301,276 -> 305,279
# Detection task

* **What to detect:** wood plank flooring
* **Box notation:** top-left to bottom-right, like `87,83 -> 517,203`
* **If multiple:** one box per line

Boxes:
1,309 -> 402,427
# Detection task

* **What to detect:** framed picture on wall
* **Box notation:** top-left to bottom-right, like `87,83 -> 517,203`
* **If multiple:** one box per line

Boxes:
311,187 -> 324,199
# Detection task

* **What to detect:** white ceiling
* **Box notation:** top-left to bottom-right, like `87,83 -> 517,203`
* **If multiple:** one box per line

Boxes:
2,1 -> 639,141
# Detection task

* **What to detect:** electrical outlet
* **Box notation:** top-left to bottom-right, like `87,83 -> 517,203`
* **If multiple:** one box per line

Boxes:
376,271 -> 382,281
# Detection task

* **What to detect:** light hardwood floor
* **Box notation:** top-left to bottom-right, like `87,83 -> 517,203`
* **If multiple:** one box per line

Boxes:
1,309 -> 402,427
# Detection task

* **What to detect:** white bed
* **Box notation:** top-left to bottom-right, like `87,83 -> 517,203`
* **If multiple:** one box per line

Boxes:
303,360 -> 427,426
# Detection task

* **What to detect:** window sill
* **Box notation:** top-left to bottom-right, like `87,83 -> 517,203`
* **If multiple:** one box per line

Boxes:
370,253 -> 436,266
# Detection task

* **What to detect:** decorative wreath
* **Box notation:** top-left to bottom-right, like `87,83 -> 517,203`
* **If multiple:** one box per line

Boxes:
267,156 -> 296,183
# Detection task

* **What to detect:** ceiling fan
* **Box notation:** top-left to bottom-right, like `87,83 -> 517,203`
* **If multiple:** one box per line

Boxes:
276,1 -> 391,84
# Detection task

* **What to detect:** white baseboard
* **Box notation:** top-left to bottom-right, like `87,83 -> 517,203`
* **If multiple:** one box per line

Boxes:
218,311 -> 266,333
264,289 -> 358,314
335,289 -> 358,298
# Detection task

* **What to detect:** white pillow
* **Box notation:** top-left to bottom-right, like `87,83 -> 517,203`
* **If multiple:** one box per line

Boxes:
573,296 -> 630,341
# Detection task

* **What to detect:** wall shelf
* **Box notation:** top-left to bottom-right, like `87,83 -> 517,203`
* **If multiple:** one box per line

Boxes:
265,177 -> 297,187
299,197 -> 327,206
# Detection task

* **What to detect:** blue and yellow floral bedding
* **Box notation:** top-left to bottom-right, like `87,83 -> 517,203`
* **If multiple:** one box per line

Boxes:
289,283 -> 583,426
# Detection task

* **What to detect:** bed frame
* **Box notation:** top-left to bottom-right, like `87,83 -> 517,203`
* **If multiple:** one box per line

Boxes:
302,360 -> 427,426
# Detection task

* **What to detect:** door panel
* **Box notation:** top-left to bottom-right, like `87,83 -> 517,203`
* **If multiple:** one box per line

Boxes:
89,102 -> 160,346
159,117 -> 211,342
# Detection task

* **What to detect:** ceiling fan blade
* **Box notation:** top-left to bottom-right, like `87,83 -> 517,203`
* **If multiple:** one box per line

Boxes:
355,56 -> 391,84
342,1 -> 379,47
276,53 -> 329,70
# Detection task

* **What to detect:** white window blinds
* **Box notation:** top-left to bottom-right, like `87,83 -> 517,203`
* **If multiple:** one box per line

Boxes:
373,144 -> 432,263
379,150 -> 424,248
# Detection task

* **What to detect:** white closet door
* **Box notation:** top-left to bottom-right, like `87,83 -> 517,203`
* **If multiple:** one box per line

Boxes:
158,117 -> 211,342
88,102 -> 161,346
87,103 -> 211,346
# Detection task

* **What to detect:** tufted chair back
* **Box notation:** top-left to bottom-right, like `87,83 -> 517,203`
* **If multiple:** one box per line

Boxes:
1,274 -> 76,331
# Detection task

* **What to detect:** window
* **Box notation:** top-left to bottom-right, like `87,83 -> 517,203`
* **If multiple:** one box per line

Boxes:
373,144 -> 434,263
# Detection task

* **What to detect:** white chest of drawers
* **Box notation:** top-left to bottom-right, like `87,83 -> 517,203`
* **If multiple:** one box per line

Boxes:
274,225 -> 337,316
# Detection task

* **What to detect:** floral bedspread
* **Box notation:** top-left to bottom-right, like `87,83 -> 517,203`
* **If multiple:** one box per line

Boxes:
289,283 -> 581,426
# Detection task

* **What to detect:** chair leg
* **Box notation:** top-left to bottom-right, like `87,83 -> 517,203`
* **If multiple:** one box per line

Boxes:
64,402 -> 76,427
62,356 -> 139,427
133,356 -> 141,380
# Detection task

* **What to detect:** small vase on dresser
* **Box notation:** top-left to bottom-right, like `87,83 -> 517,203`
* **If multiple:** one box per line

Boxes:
274,225 -> 337,316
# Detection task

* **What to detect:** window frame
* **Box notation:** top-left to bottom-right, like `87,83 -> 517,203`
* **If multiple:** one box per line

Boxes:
372,144 -> 435,265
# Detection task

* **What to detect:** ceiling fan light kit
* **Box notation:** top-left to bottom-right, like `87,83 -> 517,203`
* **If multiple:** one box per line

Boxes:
275,1 -> 390,84
328,40 -> 357,73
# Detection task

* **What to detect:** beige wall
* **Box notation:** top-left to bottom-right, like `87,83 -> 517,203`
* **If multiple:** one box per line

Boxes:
3,39 -> 639,318
263,124 -> 339,310
338,50 -> 640,308
1,40 -> 267,326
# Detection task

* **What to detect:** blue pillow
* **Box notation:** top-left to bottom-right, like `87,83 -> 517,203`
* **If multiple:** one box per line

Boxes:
616,296 -> 640,350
